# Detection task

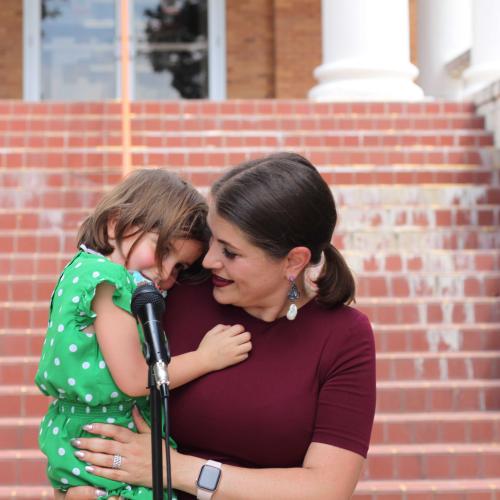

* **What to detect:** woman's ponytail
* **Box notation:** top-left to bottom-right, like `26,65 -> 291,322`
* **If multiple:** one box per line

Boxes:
315,243 -> 355,308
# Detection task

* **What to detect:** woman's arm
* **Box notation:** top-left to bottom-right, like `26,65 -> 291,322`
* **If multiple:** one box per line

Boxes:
175,441 -> 363,499
70,408 -> 363,500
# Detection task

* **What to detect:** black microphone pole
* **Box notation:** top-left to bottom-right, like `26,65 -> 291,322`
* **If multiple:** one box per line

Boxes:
131,284 -> 173,500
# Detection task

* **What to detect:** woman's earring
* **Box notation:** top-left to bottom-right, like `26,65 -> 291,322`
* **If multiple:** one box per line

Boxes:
286,277 -> 300,321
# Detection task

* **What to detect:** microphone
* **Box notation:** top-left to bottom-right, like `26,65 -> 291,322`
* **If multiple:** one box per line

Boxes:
131,283 -> 170,390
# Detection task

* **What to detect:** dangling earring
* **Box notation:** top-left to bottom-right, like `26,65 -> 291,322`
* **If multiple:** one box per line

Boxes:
286,277 -> 300,321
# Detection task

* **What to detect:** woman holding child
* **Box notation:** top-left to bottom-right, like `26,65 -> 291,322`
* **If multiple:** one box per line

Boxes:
64,152 -> 376,499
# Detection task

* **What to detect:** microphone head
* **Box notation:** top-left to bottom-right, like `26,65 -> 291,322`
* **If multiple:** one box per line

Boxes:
131,283 -> 166,317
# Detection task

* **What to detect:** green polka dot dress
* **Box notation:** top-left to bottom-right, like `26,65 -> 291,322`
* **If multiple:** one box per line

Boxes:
35,249 -> 177,499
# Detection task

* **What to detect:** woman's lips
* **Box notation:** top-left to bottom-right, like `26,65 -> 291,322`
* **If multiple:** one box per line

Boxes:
212,274 -> 234,287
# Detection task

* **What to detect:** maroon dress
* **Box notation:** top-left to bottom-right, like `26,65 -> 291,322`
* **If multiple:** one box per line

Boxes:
164,281 -> 376,498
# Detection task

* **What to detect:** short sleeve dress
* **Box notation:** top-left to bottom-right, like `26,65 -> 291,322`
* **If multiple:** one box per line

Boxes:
35,248 -> 175,499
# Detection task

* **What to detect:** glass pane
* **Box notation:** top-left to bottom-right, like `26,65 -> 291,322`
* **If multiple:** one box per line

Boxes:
41,0 -> 117,100
133,0 -> 208,99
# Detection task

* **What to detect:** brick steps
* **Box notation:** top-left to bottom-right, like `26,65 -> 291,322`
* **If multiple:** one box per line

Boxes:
0,100 -> 498,496
0,147 -> 489,168
2,227 -> 500,254
1,411 -> 499,451
1,272 -> 499,301
1,250 -> 499,276
0,486 -> 52,499
363,443 -> 500,480
3,206 -> 500,230
2,352 -> 498,386
3,114 -> 481,131
373,324 -> 500,353
372,411 -> 500,445
0,450 -> 47,486
0,197 -> 500,223
336,228 -> 500,251
0,129 -> 494,149
0,99 -> 477,115
2,297 -> 499,329
2,380 -> 499,417
1,324 -> 499,358
2,443 -> 500,485
0,417 -> 41,449
2,165 -> 497,188
0,179 -> 500,206
376,380 -> 500,412
345,250 -> 500,273
3,411 -> 499,450
354,478 -> 500,499
376,352 -> 500,380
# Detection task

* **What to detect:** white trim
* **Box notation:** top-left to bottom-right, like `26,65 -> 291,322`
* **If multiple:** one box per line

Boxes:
23,0 -> 41,101
208,0 -> 226,100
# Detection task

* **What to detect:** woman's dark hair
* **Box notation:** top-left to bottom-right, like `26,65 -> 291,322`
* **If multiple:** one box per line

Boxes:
211,152 -> 355,307
77,168 -> 210,283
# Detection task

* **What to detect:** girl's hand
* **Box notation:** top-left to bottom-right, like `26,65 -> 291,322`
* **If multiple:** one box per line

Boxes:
70,407 -> 158,488
197,324 -> 252,371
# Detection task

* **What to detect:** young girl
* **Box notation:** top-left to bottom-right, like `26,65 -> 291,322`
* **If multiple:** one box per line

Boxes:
35,169 -> 252,499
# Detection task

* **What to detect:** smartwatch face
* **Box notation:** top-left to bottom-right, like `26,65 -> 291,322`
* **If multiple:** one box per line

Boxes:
198,465 -> 221,490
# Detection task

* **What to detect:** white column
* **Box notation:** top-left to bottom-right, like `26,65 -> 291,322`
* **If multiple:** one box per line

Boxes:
417,0 -> 472,99
463,0 -> 500,96
309,0 -> 423,101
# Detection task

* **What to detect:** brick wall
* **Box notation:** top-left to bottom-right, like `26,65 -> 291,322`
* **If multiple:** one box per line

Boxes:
226,0 -> 275,98
226,0 -> 321,99
273,0 -> 321,98
0,0 -> 23,99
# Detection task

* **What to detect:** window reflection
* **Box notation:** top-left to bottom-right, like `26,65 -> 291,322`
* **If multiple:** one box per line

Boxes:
41,0 -> 116,100
135,0 -> 208,99
39,0 -> 209,100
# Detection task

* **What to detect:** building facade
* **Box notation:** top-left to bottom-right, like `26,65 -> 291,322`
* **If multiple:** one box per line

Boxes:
1,0 -> 500,102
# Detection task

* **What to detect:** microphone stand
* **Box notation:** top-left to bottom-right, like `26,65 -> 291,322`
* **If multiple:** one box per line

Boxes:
144,342 -> 173,499
132,283 -> 173,499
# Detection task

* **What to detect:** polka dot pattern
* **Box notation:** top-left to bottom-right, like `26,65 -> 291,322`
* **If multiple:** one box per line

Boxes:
35,251 -> 151,493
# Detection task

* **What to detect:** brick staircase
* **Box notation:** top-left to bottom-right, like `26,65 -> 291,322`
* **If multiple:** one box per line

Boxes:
0,100 -> 499,499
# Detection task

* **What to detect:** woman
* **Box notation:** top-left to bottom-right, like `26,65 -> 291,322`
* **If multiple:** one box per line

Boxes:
65,152 -> 376,499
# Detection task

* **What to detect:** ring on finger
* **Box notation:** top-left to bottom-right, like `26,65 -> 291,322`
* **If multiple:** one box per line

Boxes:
112,454 -> 123,470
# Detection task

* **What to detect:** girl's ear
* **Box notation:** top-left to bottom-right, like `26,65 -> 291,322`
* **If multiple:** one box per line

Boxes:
107,218 -> 117,240
285,246 -> 311,278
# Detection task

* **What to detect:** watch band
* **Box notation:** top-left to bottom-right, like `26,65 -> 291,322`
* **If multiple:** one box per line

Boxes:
196,460 -> 222,500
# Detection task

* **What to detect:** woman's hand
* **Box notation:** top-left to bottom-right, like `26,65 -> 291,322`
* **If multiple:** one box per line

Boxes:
71,407 -> 158,488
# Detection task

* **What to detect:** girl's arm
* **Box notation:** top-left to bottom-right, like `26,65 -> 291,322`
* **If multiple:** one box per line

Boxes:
68,408 -> 363,500
94,284 -> 252,396
168,322 -> 252,388
93,283 -> 149,397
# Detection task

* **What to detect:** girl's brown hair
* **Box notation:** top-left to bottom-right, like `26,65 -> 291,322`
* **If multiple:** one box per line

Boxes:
77,169 -> 209,282
211,152 -> 355,307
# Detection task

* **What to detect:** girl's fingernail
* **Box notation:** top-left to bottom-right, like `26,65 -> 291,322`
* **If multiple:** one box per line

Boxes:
95,489 -> 107,497
74,450 -> 85,458
86,465 -> 95,473
71,439 -> 81,447
83,424 -> 93,431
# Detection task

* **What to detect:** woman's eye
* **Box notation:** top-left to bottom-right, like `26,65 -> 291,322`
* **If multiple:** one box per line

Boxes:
222,247 -> 237,259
